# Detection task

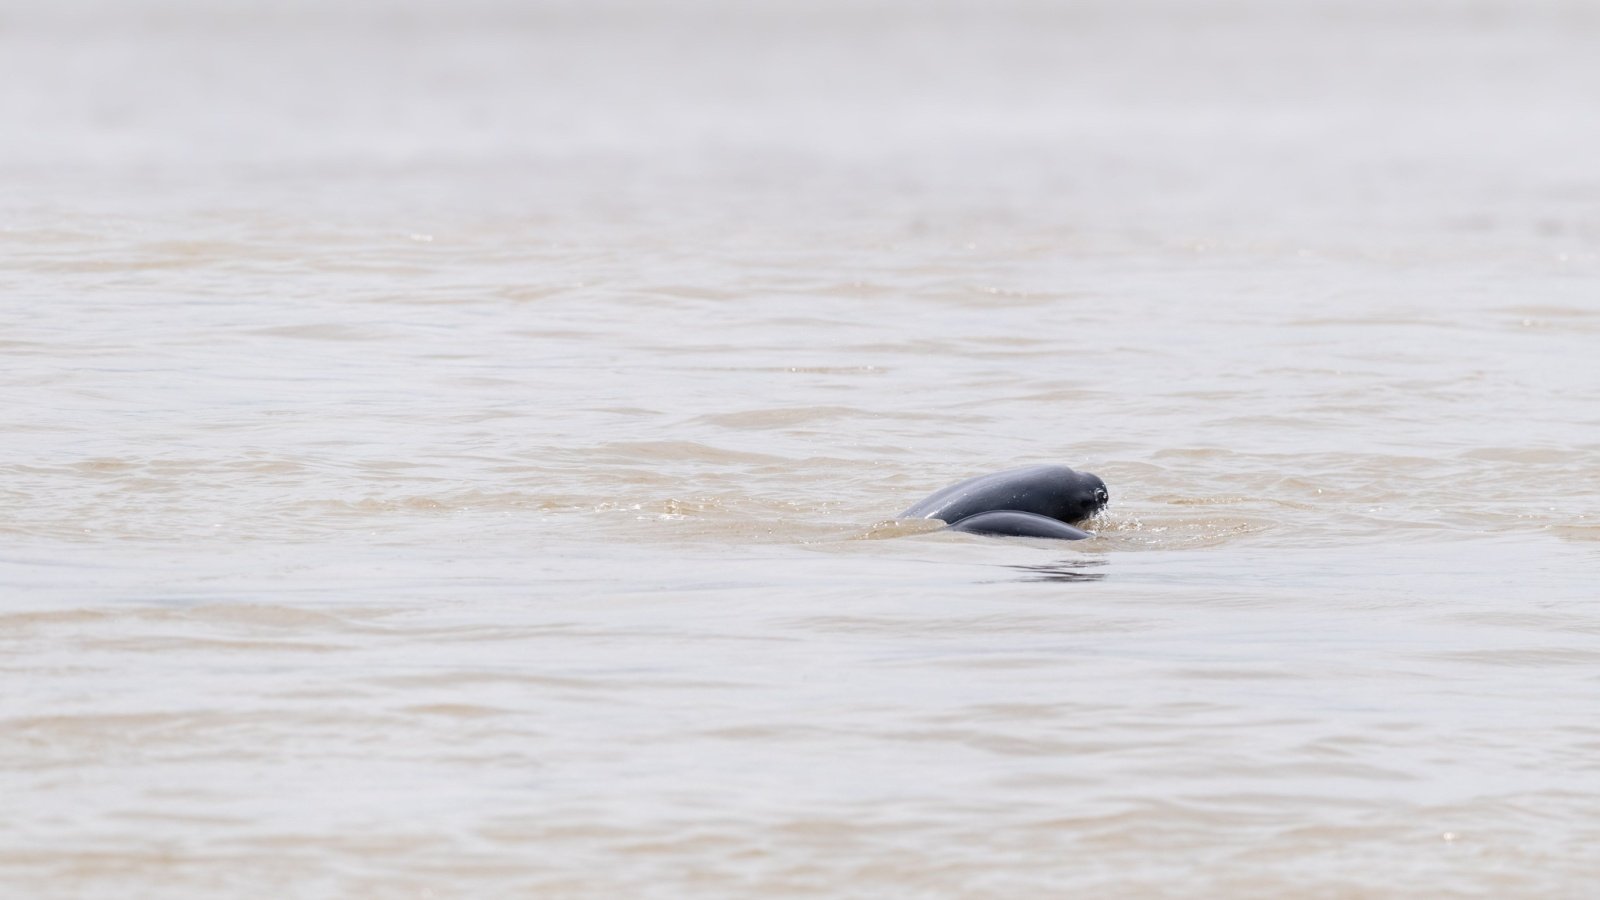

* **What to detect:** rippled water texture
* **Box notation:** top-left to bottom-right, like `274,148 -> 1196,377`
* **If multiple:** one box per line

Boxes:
4,0 -> 1599,895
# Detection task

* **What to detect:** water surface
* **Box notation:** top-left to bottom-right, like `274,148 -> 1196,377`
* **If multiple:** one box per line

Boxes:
3,0 -> 1599,895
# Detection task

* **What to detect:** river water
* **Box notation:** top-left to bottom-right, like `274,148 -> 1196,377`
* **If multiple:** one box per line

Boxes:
3,0 -> 1599,895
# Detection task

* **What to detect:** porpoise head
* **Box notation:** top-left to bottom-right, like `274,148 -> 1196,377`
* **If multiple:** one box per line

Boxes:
1061,470 -> 1110,523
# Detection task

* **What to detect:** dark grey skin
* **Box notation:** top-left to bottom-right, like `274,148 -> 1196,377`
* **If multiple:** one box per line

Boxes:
901,464 -> 1109,541
946,510 -> 1095,540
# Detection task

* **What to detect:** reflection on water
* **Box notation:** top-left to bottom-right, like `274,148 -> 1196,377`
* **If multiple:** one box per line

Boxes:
1004,558 -> 1110,583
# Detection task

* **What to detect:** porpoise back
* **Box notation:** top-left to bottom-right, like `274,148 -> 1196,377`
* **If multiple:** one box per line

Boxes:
945,510 -> 1095,540
901,464 -> 1108,527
